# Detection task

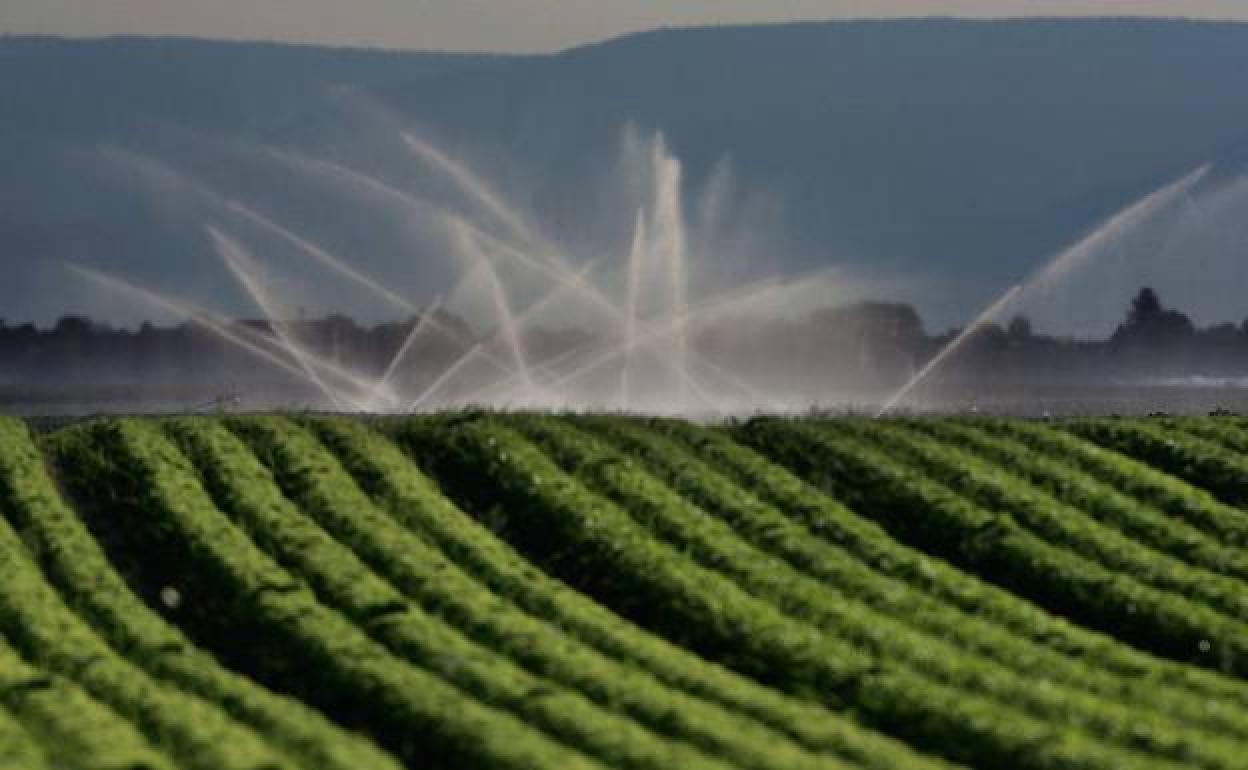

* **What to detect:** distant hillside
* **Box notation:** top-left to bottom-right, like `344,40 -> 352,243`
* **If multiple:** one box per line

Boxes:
0,36 -> 498,139
4,20 -> 1248,329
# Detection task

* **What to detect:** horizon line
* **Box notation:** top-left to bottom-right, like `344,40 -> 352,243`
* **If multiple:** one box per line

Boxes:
4,14 -> 1247,57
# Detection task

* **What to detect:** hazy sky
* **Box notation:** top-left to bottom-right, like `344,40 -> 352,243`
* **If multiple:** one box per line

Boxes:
5,1 -> 1248,52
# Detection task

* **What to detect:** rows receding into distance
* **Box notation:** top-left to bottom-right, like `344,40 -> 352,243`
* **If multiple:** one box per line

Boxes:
2,414 -> 1248,769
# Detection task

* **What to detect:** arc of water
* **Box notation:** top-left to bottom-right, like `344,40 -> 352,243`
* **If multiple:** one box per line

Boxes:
651,135 -> 691,411
543,269 -> 817,398
399,131 -> 554,256
271,149 -> 639,355
65,264 -> 369,407
408,259 -> 601,411
468,231 -> 536,395
224,198 -> 499,362
1028,165 -> 1211,290
874,284 -> 1025,418
437,237 -> 765,414
371,295 -> 444,407
225,316 -> 395,402
621,207 -> 648,410
875,163 -> 1212,417
231,214 -> 511,395
102,149 -> 483,368
262,151 -> 546,381
207,227 -> 353,411
224,200 -> 417,314
101,148 -> 480,404
402,131 -> 695,345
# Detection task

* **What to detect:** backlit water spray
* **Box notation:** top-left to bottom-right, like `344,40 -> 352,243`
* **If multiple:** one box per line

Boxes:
876,164 -> 1212,417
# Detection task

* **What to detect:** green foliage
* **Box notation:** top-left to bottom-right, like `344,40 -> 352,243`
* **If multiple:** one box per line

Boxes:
580,415 -> 1248,740
196,416 -> 752,770
1067,418 -> 1248,508
3,420 -> 286,770
0,418 -> 401,770
333,416 -> 934,770
7,413 -> 1248,769
739,418 -> 1248,676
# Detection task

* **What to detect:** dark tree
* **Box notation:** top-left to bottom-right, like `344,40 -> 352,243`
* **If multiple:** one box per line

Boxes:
1112,287 -> 1195,349
1126,287 -> 1164,328
1006,315 -> 1034,342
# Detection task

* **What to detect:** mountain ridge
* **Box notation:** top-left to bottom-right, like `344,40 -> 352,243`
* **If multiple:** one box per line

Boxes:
4,18 -> 1248,331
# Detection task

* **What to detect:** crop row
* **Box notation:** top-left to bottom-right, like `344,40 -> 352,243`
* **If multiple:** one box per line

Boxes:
646,416 -> 1248,710
1066,418 -> 1248,508
0,418 -> 404,770
905,419 -> 1248,583
735,418 -> 1248,676
825,418 -> 1248,626
10,412 -> 1248,770
570,414 -> 1248,740
52,418 -> 609,770
0,420 -> 300,770
518,415 -> 1248,767
416,413 -> 1236,770
0,632 -> 169,770
967,419 -> 1248,548
323,417 -> 936,770
183,415 -> 834,770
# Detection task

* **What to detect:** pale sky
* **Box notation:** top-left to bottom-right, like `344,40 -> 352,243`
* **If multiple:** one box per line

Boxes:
4,1 -> 1247,53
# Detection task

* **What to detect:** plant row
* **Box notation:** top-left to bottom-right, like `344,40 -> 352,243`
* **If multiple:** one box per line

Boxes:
970,419 -> 1248,548
178,415 -> 794,770
572,414 -> 1248,740
0,632 -> 171,770
0,430 -> 290,770
517,415 -> 1248,768
419,414 -> 1212,770
53,418 -> 609,770
0,418 -> 403,770
827,419 -> 1248,626
906,419 -> 1248,584
326,416 -> 939,770
651,416 -> 1248,710
736,418 -> 1248,678
1066,419 -> 1248,508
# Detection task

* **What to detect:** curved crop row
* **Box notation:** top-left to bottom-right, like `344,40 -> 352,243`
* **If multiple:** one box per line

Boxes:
323,417 -> 947,770
422,415 -> 1194,770
901,419 -> 1248,584
652,417 -> 1248,709
0,418 -> 402,770
1163,418 -> 1248,482
0,635 -> 170,770
822,419 -> 1248,626
0,431 -> 290,770
0,695 -> 48,770
238,415 -> 878,770
971,419 -> 1248,548
736,418 -> 1248,676
52,418 -> 608,770
1066,419 -> 1248,508
515,415 -> 1245,769
576,415 -> 1248,740
172,416 -> 758,770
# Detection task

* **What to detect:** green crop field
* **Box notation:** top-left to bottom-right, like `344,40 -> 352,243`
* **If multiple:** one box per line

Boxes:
3,413 -> 1248,769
